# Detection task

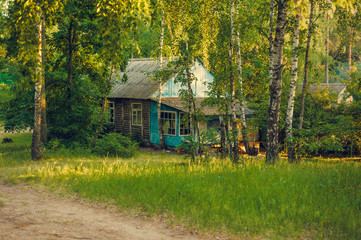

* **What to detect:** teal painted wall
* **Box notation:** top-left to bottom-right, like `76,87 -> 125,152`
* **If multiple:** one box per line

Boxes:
150,101 -> 189,147
152,60 -> 214,98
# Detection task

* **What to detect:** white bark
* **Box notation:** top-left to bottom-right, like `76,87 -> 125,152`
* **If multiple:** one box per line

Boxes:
158,11 -> 166,148
285,6 -> 300,162
269,0 -> 275,87
237,31 -> 251,155
325,12 -> 329,84
266,0 -> 289,164
31,11 -> 44,160
299,0 -> 314,131
229,0 -> 239,162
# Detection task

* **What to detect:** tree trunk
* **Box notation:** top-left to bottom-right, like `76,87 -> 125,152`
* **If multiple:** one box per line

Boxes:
185,39 -> 196,161
67,19 -> 76,102
158,12 -> 166,149
31,11 -> 45,160
269,0 -> 275,87
229,0 -> 239,163
237,31 -> 251,155
90,66 -> 114,148
219,114 -> 226,159
325,12 -> 329,84
285,6 -> 300,163
347,26 -> 353,74
298,0 -> 314,131
40,15 -> 47,144
266,0 -> 289,164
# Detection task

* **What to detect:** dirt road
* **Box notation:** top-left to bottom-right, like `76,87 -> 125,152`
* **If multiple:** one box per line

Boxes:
0,183 -> 204,240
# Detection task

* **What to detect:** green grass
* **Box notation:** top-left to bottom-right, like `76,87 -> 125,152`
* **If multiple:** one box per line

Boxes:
1,133 -> 361,239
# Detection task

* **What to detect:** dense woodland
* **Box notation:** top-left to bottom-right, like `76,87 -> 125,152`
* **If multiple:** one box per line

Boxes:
0,0 -> 360,162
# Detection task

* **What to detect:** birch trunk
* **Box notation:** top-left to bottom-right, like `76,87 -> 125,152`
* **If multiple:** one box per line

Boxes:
237,31 -> 251,155
285,6 -> 300,163
298,0 -> 314,131
40,15 -> 47,144
229,0 -> 239,163
31,11 -> 44,160
348,26 -> 353,74
185,39 -> 196,161
158,12 -> 166,149
266,0 -> 289,164
325,12 -> 329,84
269,0 -> 275,87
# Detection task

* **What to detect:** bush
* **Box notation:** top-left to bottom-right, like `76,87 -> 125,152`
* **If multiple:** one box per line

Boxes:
92,133 -> 138,158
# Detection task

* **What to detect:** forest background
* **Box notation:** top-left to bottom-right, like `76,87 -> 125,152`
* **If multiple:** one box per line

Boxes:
0,0 -> 360,162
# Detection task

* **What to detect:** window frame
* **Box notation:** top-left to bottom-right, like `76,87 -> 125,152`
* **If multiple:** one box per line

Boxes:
160,111 -> 177,136
131,103 -> 142,126
179,112 -> 191,136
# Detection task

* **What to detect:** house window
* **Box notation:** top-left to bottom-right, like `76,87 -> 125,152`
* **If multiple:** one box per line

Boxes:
179,112 -> 191,136
132,103 -> 142,126
108,101 -> 114,123
161,111 -> 176,135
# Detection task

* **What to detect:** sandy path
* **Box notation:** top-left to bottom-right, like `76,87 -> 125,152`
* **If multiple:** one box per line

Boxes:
0,183 -> 204,240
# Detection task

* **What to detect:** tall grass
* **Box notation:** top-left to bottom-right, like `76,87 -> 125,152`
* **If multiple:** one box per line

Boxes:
0,133 -> 32,167
1,133 -> 360,238
17,159 -> 361,239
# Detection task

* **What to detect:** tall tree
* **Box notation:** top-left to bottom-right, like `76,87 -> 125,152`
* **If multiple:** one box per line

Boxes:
298,0 -> 315,131
266,0 -> 289,164
91,0 -> 149,147
157,10 -> 166,149
7,0 -> 60,160
285,3 -> 301,163
236,30 -> 251,156
229,0 -> 239,163
31,9 -> 45,160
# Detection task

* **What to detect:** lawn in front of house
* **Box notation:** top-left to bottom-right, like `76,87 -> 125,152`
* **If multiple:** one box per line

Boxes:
1,133 -> 360,239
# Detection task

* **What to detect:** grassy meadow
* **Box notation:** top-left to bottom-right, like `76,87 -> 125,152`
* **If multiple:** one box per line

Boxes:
1,132 -> 360,239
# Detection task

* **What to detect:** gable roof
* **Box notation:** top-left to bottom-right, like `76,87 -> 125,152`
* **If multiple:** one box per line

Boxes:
109,58 -> 172,99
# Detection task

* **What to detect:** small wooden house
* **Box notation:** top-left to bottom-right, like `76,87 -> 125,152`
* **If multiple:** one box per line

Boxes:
108,58 -> 254,148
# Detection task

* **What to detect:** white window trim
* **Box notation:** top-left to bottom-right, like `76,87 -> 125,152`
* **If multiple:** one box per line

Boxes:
132,103 -> 142,126
161,110 -> 177,136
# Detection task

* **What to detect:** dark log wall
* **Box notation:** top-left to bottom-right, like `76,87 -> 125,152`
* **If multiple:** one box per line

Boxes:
112,98 -> 150,144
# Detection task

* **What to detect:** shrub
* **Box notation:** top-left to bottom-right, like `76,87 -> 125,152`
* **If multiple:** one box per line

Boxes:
92,133 -> 138,158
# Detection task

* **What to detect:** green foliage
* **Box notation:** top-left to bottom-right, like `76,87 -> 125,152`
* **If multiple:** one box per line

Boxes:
92,133 -> 138,158
291,133 -> 344,157
47,74 -> 101,147
176,129 -> 218,160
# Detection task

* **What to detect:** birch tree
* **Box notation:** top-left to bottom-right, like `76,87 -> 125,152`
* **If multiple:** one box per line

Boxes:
266,0 -> 289,164
157,10 -> 166,149
236,30 -> 251,156
229,0 -> 239,163
298,0 -> 315,131
7,0 -> 60,160
91,0 -> 150,147
285,3 -> 301,163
